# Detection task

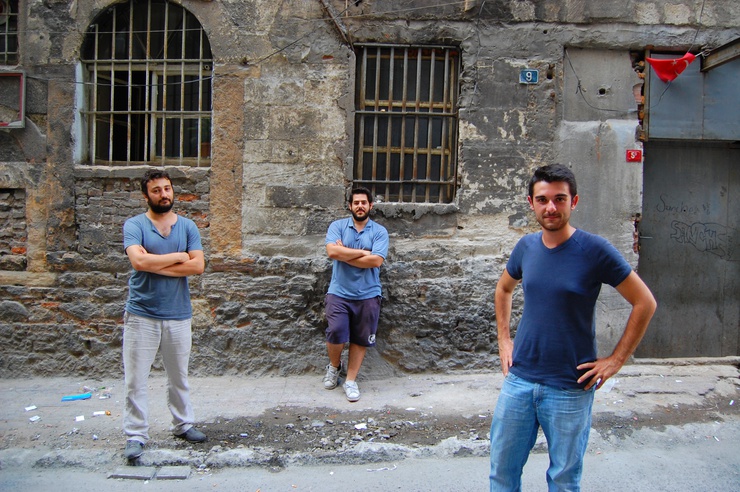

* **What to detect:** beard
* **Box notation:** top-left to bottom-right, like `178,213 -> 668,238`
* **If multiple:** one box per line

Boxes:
351,209 -> 369,222
147,197 -> 174,214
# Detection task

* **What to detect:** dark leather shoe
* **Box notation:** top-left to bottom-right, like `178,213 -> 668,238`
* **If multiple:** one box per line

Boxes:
124,440 -> 144,460
176,427 -> 207,443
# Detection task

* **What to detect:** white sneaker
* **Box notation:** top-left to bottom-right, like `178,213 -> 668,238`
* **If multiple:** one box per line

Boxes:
343,380 -> 360,402
323,362 -> 343,390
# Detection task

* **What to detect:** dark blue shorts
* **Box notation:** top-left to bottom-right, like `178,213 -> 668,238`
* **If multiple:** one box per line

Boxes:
324,294 -> 381,347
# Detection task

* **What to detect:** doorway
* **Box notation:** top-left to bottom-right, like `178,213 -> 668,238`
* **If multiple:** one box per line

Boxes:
636,140 -> 739,357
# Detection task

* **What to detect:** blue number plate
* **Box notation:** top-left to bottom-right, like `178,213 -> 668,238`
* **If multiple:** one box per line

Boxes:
519,69 -> 539,84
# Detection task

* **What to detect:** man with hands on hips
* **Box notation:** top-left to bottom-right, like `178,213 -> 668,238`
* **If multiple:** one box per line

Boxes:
489,164 -> 657,491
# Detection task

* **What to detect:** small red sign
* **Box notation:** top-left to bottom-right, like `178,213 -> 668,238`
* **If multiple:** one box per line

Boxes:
626,149 -> 642,162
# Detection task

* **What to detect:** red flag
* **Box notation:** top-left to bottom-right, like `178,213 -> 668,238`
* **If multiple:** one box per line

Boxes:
645,53 -> 696,83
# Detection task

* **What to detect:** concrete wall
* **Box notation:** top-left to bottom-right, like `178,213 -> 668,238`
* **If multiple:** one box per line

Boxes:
1,0 -> 738,378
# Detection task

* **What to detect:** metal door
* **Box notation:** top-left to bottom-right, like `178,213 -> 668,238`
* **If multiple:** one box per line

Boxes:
636,141 -> 739,357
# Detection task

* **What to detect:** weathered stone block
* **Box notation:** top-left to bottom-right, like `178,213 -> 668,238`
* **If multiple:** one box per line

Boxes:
266,185 -> 345,209
0,300 -> 29,321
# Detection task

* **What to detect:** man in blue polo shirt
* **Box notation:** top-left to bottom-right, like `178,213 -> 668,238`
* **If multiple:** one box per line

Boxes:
490,164 -> 657,491
121,169 -> 207,461
323,186 -> 389,402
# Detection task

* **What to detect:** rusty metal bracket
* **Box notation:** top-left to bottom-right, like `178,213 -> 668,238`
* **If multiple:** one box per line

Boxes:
701,37 -> 740,72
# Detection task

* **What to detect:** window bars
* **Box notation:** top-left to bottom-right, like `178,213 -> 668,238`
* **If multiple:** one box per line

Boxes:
0,0 -> 19,65
355,44 -> 460,204
80,0 -> 212,166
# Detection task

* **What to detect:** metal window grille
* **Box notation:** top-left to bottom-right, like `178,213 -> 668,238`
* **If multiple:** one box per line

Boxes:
355,44 -> 460,204
80,0 -> 212,166
0,0 -> 19,65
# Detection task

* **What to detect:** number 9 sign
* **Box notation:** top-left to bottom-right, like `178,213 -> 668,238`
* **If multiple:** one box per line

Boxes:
519,69 -> 539,85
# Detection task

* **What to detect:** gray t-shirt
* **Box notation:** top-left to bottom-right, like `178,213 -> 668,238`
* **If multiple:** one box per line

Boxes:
123,213 -> 202,320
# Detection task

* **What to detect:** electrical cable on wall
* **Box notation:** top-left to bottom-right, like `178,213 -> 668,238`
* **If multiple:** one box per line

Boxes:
563,48 -> 636,115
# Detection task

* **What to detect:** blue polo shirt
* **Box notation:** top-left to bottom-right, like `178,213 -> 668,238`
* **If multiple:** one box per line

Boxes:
123,213 -> 202,320
326,217 -> 389,300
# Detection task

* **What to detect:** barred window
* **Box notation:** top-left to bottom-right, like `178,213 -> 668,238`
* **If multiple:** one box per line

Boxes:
354,44 -> 460,204
80,0 -> 212,166
0,0 -> 19,65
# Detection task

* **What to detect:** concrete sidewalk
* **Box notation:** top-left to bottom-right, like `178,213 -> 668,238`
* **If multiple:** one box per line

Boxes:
0,358 -> 738,473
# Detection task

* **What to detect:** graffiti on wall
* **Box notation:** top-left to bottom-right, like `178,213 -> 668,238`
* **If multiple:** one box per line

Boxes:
670,220 -> 736,261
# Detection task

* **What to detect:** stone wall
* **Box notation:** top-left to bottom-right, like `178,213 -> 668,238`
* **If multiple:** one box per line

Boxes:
0,188 -> 26,271
1,0 -> 738,378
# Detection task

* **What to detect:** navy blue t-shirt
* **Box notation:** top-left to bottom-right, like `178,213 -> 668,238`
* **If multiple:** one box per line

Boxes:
506,229 -> 632,389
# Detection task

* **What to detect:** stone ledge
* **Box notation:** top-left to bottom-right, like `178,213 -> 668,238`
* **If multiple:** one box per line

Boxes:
373,202 -> 459,220
0,271 -> 57,286
73,165 -> 210,180
632,356 -> 740,367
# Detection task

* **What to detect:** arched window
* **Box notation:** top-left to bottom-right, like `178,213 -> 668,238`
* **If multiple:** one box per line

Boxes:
80,0 -> 212,166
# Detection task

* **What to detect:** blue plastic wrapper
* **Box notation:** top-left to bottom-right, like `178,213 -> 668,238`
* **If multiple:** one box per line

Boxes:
61,393 -> 92,402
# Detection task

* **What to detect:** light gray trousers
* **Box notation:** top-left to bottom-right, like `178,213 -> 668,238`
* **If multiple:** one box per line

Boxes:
123,312 -> 195,443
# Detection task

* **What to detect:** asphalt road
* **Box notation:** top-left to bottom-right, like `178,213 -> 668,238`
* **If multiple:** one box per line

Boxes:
1,361 -> 738,490
1,419 -> 738,491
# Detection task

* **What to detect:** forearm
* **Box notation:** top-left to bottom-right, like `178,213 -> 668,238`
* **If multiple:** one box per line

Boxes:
578,274 -> 657,390
495,293 -> 514,364
327,243 -> 369,262
495,312 -> 511,342
131,251 -> 189,273
157,257 -> 205,277
608,302 -> 655,366
494,272 -> 517,374
608,272 -> 658,367
578,301 -> 655,389
344,254 -> 384,269
494,287 -> 513,342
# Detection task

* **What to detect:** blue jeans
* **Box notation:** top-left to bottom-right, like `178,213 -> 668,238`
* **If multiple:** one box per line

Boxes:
489,373 -> 595,492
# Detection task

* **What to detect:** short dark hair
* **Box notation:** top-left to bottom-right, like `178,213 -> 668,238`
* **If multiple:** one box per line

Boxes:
140,169 -> 172,195
527,164 -> 577,198
349,186 -> 373,204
